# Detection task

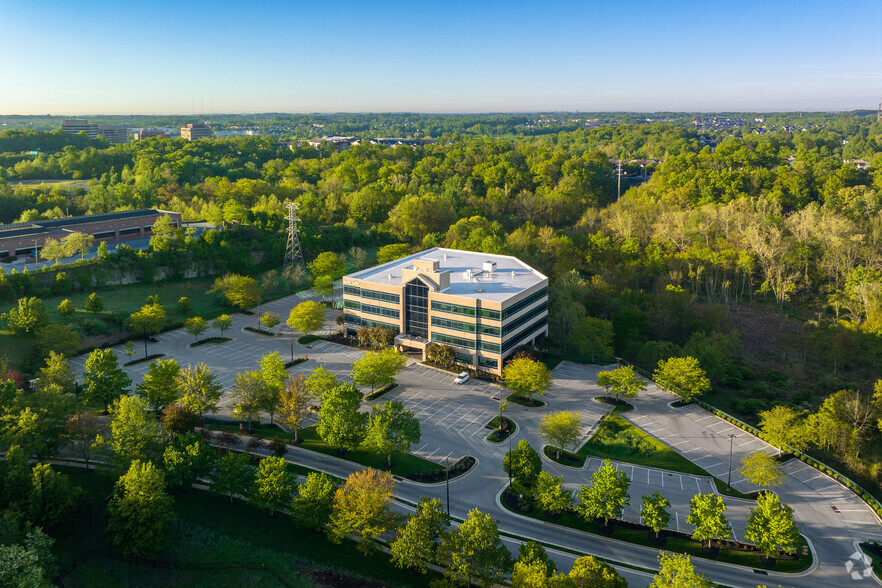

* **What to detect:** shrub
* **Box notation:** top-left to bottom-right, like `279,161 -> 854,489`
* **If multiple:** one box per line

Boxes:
177,296 -> 192,315
85,292 -> 104,312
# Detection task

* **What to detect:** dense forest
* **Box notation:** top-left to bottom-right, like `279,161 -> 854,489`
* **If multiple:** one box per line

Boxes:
1,114 -> 881,498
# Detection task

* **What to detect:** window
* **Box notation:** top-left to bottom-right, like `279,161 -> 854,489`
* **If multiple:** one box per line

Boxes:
478,307 -> 501,320
431,300 -> 476,317
431,333 -> 476,350
118,227 -> 141,236
478,340 -> 501,353
346,286 -> 400,304
501,303 -> 547,337
501,316 -> 548,353
431,316 -> 476,334
478,356 -> 498,369
343,314 -> 399,331
344,300 -> 399,319
93,230 -> 115,239
405,278 -> 429,339
502,287 -> 548,320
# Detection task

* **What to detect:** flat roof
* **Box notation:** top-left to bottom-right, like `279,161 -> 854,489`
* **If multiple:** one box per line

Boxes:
345,248 -> 547,303
0,209 -> 172,239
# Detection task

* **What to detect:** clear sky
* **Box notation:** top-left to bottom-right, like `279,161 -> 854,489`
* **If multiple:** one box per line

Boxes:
1,0 -> 881,114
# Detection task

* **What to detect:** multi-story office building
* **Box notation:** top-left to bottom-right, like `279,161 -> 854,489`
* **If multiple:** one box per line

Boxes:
61,119 -> 99,139
342,248 -> 548,375
97,125 -> 130,144
180,123 -> 214,141
135,129 -> 172,140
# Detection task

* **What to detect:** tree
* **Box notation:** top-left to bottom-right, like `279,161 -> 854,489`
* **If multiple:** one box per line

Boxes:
278,374 -> 311,443
304,364 -> 339,400
687,493 -> 731,549
504,439 -> 542,487
577,459 -> 630,526
287,301 -> 325,359
653,356 -> 711,402
308,251 -> 346,280
364,400 -> 421,467
562,555 -> 626,587
376,243 -> 411,265
441,507 -> 513,588
35,351 -> 76,395
107,460 -> 176,556
211,451 -> 254,504
503,357 -> 552,399
317,384 -> 366,452
574,316 -> 615,362
98,395 -> 164,469
0,445 -> 32,506
390,497 -> 451,574
0,524 -> 55,588
231,371 -> 270,432
425,342 -> 454,367
35,323 -> 81,358
135,358 -> 181,412
28,464 -> 81,531
85,292 -> 103,313
291,471 -> 338,530
738,451 -> 784,489
56,298 -> 75,316
82,348 -> 132,412
351,348 -> 407,396
66,412 -> 100,470
758,405 -> 811,455
313,275 -> 335,300
163,435 -> 214,491
512,541 -> 557,588
259,311 -> 281,333
129,302 -> 166,358
2,297 -> 47,334
595,365 -> 646,401
184,316 -> 208,343
640,491 -> 671,538
211,314 -> 233,338
149,214 -> 176,250
535,471 -> 572,516
64,231 -> 94,260
176,363 -> 223,417
650,552 -> 710,588
744,491 -> 800,560
258,351 -> 286,423
41,237 -> 68,263
254,456 -> 295,517
160,402 -> 200,437
538,411 -> 582,459
176,296 -> 192,315
328,469 -> 398,554
208,273 -> 260,312
3,396 -> 74,463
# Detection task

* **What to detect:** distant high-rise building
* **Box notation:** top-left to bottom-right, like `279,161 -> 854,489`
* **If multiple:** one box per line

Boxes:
97,125 -> 129,144
61,119 -> 99,139
181,123 -> 214,141
135,129 -> 172,140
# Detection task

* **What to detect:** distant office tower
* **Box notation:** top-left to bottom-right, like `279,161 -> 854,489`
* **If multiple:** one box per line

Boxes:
180,123 -> 214,141
97,125 -> 129,144
135,129 -> 172,140
61,119 -> 99,139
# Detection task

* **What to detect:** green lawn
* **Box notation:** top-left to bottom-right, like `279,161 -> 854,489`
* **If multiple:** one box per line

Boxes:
204,420 -> 445,478
555,412 -> 755,500
502,486 -> 811,573
55,466 -> 437,587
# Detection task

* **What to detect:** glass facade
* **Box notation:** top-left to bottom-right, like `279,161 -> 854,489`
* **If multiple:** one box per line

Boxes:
502,287 -> 548,320
404,278 -> 429,339
344,285 -> 400,304
344,299 -> 399,319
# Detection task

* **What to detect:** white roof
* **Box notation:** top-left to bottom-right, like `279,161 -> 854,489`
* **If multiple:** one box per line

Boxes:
345,248 -> 547,303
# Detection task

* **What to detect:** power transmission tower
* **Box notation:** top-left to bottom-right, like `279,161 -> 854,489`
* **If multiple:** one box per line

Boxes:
285,201 -> 304,270
877,94 -> 882,122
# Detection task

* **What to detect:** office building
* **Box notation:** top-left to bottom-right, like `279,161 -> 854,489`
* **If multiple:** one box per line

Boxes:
342,248 -> 548,375
180,123 -> 214,141
97,125 -> 129,144
61,119 -> 99,139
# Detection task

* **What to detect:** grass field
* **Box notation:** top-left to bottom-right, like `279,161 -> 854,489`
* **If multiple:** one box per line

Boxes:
204,420 -> 445,478
55,466 -> 437,587
501,485 -> 811,573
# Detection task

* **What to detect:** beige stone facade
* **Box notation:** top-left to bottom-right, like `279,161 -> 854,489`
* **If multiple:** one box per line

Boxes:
342,248 -> 548,375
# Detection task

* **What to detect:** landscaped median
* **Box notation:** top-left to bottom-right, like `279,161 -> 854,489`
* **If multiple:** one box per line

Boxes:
202,420 -> 475,484
499,483 -> 813,573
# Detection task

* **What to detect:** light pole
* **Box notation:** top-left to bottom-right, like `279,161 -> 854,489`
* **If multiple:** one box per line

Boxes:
727,434 -> 736,489
508,424 -> 513,490
445,455 -> 450,516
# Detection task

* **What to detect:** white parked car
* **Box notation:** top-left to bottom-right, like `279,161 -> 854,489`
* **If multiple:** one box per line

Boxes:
454,372 -> 470,384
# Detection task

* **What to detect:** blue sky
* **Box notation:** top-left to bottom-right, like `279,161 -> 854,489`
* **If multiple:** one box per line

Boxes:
1,0 -> 881,114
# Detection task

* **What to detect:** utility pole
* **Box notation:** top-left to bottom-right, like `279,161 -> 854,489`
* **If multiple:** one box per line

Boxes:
727,434 -> 736,489
445,455 -> 450,516
508,426 -> 513,490
617,157 -> 622,200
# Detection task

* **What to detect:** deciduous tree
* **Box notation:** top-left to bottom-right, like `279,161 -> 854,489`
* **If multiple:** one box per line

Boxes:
649,551 -> 710,588
504,439 -> 542,487
278,374 -> 311,443
2,297 -> 47,334
640,491 -> 671,538
135,358 -> 181,412
28,464 -> 81,531
744,491 -> 800,560
653,356 -> 711,402
503,357 -> 551,400
291,471 -> 338,530
568,555 -> 627,587
107,460 -> 175,556
254,456 -> 295,517
577,459 -> 630,525
184,316 -> 208,343
441,507 -> 512,588
317,383 -> 366,452
210,451 -> 254,504
390,496 -> 451,573
352,348 -> 407,396
287,301 -> 325,359
328,469 -> 397,554
176,363 -> 222,417
304,364 -> 339,400
738,451 -> 784,489
538,410 -> 582,459
82,348 -> 132,412
211,314 -> 233,338
364,400 -> 421,467
758,405 -> 810,455
97,395 -> 164,469
231,371 -> 270,432
596,365 -> 646,401
535,471 -> 571,516
687,493 -> 731,549
129,302 -> 166,358
163,435 -> 214,491
259,311 -> 281,333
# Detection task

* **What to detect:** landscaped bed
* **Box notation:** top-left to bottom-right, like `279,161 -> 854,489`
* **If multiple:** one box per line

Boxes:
506,395 -> 546,408
189,337 -> 232,347
123,353 -> 165,366
501,485 -> 812,573
485,416 -> 516,443
365,383 -> 398,401
244,326 -> 275,336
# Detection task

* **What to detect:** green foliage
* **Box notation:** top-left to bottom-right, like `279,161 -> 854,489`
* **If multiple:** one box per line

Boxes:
163,435 -> 215,490
287,301 -> 325,336
0,520 -> 55,588
425,342 -> 455,367
231,371 -> 270,431
512,541 -> 557,587
177,362 -> 223,416
328,469 -> 397,554
208,273 -> 260,311
28,464 -> 81,531
351,348 -> 407,395
107,460 -> 176,556
56,298 -> 75,316
129,302 -> 167,357
3,297 -> 47,334
183,316 -> 208,342
211,313 -> 233,337
259,311 -> 281,332
254,456 -> 296,516
440,507 -> 512,588
376,243 -> 412,265
653,356 -> 711,401
758,405 -> 811,454
364,400 -> 421,467
538,410 -> 582,458
317,383 -> 366,451
640,491 -> 671,536
574,316 -> 615,362
535,471 -> 572,516
308,251 -> 346,280
739,451 -> 785,488
291,471 -> 338,530
304,364 -> 340,400
503,439 -> 542,487
176,296 -> 192,315
210,451 -> 255,504
82,348 -> 132,411
135,358 -> 182,412
390,497 -> 450,574
35,323 -> 81,358
687,493 -> 732,548
568,554 -> 627,588
650,551 -> 710,588
576,459 -> 631,525
85,292 -> 104,313
503,356 -> 551,399
744,491 -> 801,558
596,365 -> 646,400
98,395 -> 164,469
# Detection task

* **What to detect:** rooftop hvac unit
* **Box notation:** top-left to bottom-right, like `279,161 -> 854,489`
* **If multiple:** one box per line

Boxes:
511,271 -> 515,279
482,261 -> 496,273
477,288 -> 483,293
465,269 -> 472,279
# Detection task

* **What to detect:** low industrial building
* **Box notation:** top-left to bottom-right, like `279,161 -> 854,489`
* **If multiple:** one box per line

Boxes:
0,209 -> 181,262
342,248 -> 548,375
